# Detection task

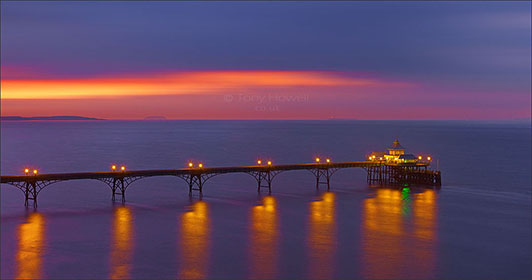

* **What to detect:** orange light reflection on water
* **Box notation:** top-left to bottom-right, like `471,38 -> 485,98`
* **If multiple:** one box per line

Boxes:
362,189 -> 404,279
179,201 -> 210,279
16,212 -> 45,279
249,196 -> 278,279
109,206 -> 134,279
308,192 -> 336,279
412,189 -> 437,278
361,188 -> 437,279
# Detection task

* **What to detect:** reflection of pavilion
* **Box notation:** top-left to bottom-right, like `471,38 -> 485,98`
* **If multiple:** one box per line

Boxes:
361,188 -> 437,279
179,201 -> 210,279
307,192 -> 336,279
249,196 -> 278,279
16,212 -> 45,279
110,206 -> 134,279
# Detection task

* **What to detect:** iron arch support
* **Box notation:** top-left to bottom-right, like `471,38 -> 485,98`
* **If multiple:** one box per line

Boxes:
96,175 -> 148,203
2,181 -> 28,194
3,179 -> 63,207
175,173 -> 220,194
308,167 -> 340,190
246,170 -> 283,193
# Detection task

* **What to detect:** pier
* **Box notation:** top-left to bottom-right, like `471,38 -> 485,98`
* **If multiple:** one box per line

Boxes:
0,140 -> 442,207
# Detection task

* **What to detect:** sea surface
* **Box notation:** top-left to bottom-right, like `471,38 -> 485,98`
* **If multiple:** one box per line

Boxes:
1,120 -> 531,279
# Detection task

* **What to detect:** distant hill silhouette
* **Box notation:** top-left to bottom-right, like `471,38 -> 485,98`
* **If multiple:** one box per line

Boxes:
1,116 -> 104,121
144,116 -> 167,120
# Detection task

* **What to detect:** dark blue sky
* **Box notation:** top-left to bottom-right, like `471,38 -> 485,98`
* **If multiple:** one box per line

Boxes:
1,1 -> 530,119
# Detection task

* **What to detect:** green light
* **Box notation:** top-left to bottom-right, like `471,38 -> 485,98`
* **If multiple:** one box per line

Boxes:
401,188 -> 411,216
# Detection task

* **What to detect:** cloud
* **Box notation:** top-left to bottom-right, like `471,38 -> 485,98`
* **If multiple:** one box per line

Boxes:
1,70 -> 411,99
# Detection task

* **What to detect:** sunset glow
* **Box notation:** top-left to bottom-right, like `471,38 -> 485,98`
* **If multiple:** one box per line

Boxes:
1,70 -> 402,99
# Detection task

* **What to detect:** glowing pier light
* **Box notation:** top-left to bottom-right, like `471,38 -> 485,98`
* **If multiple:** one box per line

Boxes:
198,163 -> 203,168
111,165 -> 117,171
418,156 -> 422,160
368,156 -> 372,160
326,158 -> 331,163
188,162 -> 194,168
24,168 -> 29,175
315,157 -> 320,163
33,169 -> 38,175
427,157 -> 431,161
257,160 -> 262,165
267,161 -> 272,166
120,166 -> 126,171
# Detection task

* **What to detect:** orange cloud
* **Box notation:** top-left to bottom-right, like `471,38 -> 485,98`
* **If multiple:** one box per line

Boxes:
1,70 -> 409,99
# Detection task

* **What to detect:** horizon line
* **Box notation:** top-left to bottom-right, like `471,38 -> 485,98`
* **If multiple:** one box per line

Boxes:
1,116 -> 530,122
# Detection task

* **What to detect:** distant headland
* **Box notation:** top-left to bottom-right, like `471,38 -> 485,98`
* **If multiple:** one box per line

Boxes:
144,116 -> 167,120
1,116 -> 104,121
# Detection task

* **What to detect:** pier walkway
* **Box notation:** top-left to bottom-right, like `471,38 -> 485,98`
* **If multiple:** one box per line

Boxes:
1,160 -> 440,207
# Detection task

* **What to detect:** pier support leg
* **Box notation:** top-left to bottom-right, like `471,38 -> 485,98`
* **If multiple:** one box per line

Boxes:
254,171 -> 273,194
366,167 -> 377,185
326,169 -> 330,190
188,176 -> 193,194
24,182 -> 29,207
267,172 -> 271,193
111,178 -> 117,202
198,175 -> 203,194
187,174 -> 206,195
23,182 -> 38,208
32,182 -> 38,208
111,178 -> 126,203
314,168 -> 332,190
120,179 -> 126,203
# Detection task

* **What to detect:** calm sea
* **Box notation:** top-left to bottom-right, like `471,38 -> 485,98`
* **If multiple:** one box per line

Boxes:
1,120 -> 531,279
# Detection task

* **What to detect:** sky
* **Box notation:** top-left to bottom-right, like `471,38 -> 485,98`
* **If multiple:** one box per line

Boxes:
1,1 -> 531,120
